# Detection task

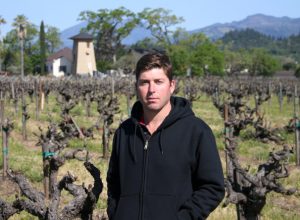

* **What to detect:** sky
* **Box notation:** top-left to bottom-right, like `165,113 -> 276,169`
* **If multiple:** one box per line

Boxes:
1,0 -> 300,36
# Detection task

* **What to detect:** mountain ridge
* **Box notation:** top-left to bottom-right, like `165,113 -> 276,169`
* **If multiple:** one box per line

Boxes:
193,13 -> 300,39
60,13 -> 300,48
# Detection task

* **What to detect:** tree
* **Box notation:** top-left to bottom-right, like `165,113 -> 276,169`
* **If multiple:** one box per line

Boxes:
2,47 -> 15,71
168,44 -> 190,75
223,48 -> 252,75
191,41 -> 225,76
249,48 -> 280,76
131,37 -> 159,50
11,15 -> 38,74
282,61 -> 297,71
45,26 -> 62,53
167,29 -> 191,75
168,32 -> 225,76
1,31 -> 18,72
295,66 -> 300,78
39,21 -> 46,74
0,15 -> 6,38
1,15 -> 55,74
14,15 -> 28,78
12,15 -> 30,36
0,15 -> 6,71
79,7 -> 139,69
138,8 -> 184,47
221,28 -> 275,51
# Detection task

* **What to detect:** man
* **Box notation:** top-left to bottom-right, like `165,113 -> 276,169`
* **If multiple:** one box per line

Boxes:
107,52 -> 224,220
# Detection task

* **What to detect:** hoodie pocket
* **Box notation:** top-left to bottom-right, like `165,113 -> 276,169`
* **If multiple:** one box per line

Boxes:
114,194 -> 139,220
144,194 -> 178,220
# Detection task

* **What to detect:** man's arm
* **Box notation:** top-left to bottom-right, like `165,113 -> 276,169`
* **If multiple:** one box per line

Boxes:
106,129 -> 121,219
178,127 -> 225,220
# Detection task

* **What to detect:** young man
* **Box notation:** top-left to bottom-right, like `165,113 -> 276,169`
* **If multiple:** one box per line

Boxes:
107,52 -> 224,220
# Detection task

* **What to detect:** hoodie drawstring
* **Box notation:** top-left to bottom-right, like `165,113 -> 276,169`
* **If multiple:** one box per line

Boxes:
159,129 -> 164,155
129,124 -> 138,163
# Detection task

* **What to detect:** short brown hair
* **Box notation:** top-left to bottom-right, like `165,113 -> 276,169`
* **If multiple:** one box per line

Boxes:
135,52 -> 173,81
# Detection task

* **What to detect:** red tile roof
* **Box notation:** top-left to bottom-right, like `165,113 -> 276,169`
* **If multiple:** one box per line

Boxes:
47,47 -> 73,62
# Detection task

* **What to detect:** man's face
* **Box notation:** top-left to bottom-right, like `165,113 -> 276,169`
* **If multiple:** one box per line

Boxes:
137,68 -> 175,113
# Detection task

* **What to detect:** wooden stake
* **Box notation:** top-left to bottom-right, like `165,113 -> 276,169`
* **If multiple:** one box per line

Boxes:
40,81 -> 45,111
294,84 -> 300,166
279,82 -> 283,112
35,79 -> 40,120
0,95 -> 4,132
21,89 -> 27,140
70,116 -> 84,138
2,123 -> 8,179
111,75 -> 115,98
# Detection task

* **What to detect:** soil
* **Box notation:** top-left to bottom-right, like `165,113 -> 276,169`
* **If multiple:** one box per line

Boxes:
0,176 -> 20,197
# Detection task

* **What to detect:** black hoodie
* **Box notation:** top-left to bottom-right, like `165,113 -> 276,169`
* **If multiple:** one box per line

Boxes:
107,96 -> 225,220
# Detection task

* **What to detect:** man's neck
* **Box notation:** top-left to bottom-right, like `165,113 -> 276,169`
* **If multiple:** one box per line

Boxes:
143,102 -> 172,134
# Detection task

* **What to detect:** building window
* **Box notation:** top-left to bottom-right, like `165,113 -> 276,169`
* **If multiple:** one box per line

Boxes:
59,65 -> 67,73
87,42 -> 90,48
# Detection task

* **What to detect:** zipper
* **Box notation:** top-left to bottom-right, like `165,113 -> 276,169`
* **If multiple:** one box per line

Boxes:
144,139 -> 149,150
139,135 -> 150,220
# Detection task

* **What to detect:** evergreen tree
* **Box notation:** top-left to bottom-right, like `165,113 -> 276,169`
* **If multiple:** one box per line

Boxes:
39,20 -> 46,74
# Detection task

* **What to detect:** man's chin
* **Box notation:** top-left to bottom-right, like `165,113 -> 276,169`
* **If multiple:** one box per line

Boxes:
145,104 -> 161,111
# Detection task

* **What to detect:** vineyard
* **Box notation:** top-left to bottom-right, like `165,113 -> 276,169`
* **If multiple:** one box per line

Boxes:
0,75 -> 300,219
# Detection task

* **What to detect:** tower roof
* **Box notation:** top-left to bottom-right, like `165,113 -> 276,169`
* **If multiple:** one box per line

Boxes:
70,32 -> 94,41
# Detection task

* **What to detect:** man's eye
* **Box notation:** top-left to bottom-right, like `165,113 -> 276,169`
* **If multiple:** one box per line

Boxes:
139,81 -> 148,85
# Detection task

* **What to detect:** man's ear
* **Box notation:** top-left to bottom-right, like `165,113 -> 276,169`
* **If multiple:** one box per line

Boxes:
170,79 -> 176,94
135,82 -> 140,100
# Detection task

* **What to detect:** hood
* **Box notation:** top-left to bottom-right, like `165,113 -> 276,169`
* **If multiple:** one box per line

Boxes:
131,96 -> 194,129
128,96 -> 194,162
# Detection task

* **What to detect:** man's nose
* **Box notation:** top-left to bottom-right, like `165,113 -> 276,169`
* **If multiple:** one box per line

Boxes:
148,82 -> 156,93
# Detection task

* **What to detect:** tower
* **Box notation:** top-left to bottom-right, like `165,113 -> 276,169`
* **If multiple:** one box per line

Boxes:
70,32 -> 97,76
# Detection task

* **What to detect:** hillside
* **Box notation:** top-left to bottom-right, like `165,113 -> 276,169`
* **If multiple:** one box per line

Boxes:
60,13 -> 300,48
220,28 -> 300,60
193,14 -> 300,39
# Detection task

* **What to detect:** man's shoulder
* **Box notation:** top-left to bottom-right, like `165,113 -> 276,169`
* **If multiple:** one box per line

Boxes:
119,117 -> 135,130
184,115 -> 212,131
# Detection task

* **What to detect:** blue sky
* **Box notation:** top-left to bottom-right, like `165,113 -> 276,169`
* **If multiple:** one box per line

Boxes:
1,0 -> 300,36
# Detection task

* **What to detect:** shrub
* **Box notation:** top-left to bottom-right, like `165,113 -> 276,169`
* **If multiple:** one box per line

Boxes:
295,66 -> 300,78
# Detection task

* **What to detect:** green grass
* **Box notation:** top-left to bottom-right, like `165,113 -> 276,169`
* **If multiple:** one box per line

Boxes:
193,93 -> 300,220
0,138 -> 43,183
0,90 -> 299,219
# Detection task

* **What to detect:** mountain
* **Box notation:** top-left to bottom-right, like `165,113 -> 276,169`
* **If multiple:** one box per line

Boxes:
60,21 -> 88,48
192,14 -> 300,39
60,14 -> 300,48
59,21 -> 152,49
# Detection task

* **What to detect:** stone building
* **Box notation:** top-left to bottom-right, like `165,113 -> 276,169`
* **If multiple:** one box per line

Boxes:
70,32 -> 97,76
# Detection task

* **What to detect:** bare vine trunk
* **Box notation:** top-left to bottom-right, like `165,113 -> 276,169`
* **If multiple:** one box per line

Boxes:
102,121 -> 109,159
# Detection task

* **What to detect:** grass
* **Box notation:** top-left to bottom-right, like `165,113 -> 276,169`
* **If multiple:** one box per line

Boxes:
0,136 -> 43,183
195,93 -> 300,220
0,89 -> 299,219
